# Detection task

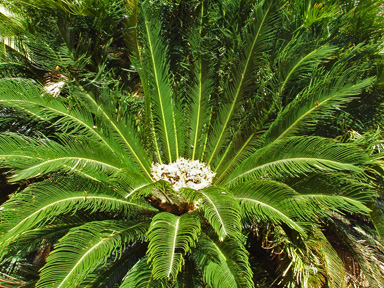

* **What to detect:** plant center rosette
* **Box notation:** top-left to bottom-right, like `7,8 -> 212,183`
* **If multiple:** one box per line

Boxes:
149,158 -> 216,214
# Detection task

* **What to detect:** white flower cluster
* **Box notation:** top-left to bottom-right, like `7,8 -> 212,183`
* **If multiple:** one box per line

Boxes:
151,158 -> 216,191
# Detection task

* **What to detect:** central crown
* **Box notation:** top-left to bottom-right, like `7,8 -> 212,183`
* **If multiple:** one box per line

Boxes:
150,158 -> 216,191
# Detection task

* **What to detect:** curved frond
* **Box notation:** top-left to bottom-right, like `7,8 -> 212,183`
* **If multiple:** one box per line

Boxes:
147,212 -> 201,280
80,243 -> 146,288
0,78 -> 152,178
0,179 -> 157,251
194,231 -> 254,288
0,133 -> 124,182
71,87 -> 152,178
120,257 -> 168,288
232,180 -> 306,235
198,187 -> 241,240
222,136 -> 368,186
36,219 -> 149,288
205,0 -> 281,165
263,69 -> 375,145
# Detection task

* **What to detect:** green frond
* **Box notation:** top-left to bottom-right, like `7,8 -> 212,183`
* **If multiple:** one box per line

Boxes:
277,42 -> 339,97
263,68 -> 375,145
290,173 -> 376,203
198,187 -> 241,241
109,169 -> 155,200
0,78 -> 151,177
0,179 -> 157,251
80,243 -> 146,288
2,222 -> 81,260
184,3 -> 214,161
316,231 -> 347,288
222,136 -> 368,186
120,257 -> 168,288
288,174 -> 374,218
147,212 -> 201,280
72,87 -> 152,178
205,0 -> 281,165
232,180 -> 307,235
0,133 -> 124,182
121,0 -> 140,59
194,231 -> 254,288
138,1 -> 181,163
36,219 -> 149,288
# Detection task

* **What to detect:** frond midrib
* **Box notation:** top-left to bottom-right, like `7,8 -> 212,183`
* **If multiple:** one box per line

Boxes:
168,217 -> 180,278
12,156 -> 122,179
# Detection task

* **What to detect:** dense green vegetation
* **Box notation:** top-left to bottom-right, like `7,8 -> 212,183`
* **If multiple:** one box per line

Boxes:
1,0 -> 384,287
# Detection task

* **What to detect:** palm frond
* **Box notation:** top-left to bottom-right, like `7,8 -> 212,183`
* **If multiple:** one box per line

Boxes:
197,187 -> 241,241
80,243 -> 146,288
147,212 -> 201,280
0,178 -> 157,251
0,133 -> 124,182
194,231 -> 254,288
276,41 -> 339,98
232,180 -> 307,235
263,67 -> 375,145
205,0 -> 280,165
138,1 -> 181,163
2,222 -> 82,260
36,219 -> 149,288
0,78 -> 151,177
222,136 -> 369,186
120,257 -> 167,288
184,2 -> 214,161
73,86 -> 152,178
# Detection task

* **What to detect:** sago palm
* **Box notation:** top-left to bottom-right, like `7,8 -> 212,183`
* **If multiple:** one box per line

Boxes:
0,0 -> 384,287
